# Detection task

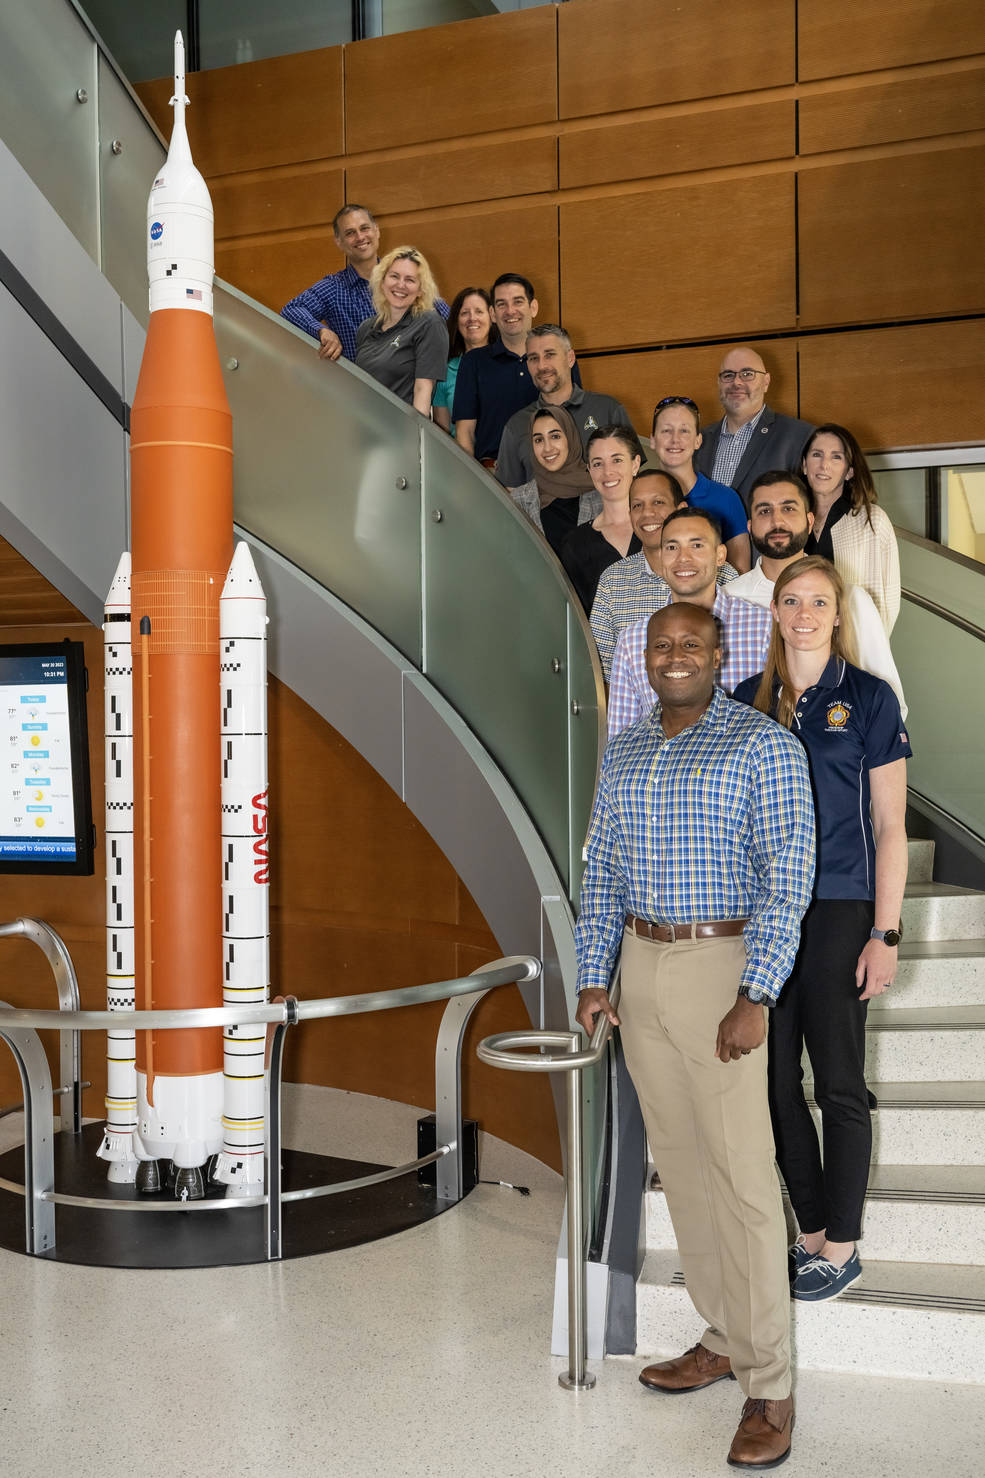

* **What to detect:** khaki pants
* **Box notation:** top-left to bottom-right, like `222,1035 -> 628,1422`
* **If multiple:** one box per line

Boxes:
620,927 -> 791,1399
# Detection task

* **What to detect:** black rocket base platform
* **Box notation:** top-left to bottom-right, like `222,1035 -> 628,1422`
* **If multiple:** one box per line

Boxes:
0,1124 -> 460,1269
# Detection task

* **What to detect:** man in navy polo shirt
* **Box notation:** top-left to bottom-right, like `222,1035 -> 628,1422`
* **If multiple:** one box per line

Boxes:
452,274 -> 581,465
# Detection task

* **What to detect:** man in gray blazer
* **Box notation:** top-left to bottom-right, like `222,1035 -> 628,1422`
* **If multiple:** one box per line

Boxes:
694,346 -> 813,509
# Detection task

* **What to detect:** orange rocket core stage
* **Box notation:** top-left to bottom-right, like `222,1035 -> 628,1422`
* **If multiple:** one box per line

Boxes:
130,309 -> 233,1091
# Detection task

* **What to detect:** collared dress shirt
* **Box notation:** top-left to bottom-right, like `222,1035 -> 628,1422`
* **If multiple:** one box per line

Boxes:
575,687 -> 815,1001
606,588 -> 773,737
281,264 -> 448,362
591,555 -> 738,680
711,406 -> 766,487
733,657 -> 911,900
726,559 -> 907,715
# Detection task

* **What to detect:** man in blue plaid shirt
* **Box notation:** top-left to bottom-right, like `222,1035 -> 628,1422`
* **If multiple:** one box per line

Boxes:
576,602 -> 814,1471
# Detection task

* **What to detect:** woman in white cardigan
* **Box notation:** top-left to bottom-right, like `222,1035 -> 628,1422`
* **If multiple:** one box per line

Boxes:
802,424 -> 901,632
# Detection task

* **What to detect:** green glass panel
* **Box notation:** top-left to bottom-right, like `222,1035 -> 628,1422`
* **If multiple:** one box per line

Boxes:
893,602 -> 985,840
213,282 -> 423,666
97,54 -> 165,326
566,601 -> 606,903
421,435 -> 573,890
899,533 -> 985,640
0,0 -> 99,260
872,467 -> 927,538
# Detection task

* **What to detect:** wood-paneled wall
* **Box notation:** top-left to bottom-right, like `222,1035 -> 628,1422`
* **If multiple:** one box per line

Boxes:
136,0 -> 985,451
0,548 -> 559,1170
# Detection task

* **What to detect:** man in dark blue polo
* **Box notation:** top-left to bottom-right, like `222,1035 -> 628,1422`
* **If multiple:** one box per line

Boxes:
452,274 -> 581,465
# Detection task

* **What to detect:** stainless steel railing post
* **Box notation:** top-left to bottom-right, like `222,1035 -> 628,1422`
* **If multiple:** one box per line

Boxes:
264,994 -> 298,1260
558,1034 -> 595,1390
0,1003 -> 56,1254
0,918 -> 84,1133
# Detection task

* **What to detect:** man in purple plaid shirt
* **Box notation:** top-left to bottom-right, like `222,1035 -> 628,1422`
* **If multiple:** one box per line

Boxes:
607,508 -> 772,738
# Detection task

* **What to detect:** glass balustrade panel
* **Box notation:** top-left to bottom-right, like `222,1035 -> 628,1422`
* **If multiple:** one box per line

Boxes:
944,465 -> 985,566
898,534 -> 985,643
97,54 -> 165,325
81,0 -> 186,85
566,601 -> 606,902
214,282 -> 423,665
420,438 -> 575,890
892,604 -> 985,841
0,0 -> 100,261
872,467 -> 927,539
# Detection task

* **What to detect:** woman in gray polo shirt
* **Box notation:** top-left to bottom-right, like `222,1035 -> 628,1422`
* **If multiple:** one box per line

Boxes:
355,246 -> 448,415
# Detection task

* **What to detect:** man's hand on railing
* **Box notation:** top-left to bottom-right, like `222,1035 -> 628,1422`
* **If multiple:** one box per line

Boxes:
575,988 -> 620,1035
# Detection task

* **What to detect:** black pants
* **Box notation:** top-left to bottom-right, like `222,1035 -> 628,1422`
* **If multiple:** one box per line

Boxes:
768,898 -> 874,1243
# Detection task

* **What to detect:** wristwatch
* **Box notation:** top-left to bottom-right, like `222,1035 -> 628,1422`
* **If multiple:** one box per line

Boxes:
870,924 -> 903,947
738,986 -> 771,1005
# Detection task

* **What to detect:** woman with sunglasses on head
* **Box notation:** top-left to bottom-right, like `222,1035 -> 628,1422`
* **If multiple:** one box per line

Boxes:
509,406 -> 601,555
432,287 -> 497,437
650,395 -> 752,572
733,556 -> 910,1303
802,424 -> 901,633
355,246 -> 448,416
559,425 -> 642,614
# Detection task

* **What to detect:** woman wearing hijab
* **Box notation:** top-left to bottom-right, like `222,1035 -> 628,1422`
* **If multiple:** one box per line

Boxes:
509,405 -> 601,556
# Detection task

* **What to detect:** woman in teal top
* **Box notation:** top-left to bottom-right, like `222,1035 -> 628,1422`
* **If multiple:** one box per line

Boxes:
432,287 -> 497,437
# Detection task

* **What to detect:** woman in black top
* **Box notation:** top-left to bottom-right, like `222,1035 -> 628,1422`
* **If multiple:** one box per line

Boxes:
354,246 -> 448,414
560,425 -> 642,614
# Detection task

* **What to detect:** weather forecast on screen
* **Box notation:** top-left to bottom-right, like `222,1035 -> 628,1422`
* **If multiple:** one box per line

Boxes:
0,652 -> 79,861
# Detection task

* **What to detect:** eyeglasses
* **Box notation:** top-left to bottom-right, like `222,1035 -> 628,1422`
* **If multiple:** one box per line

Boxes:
718,368 -> 766,384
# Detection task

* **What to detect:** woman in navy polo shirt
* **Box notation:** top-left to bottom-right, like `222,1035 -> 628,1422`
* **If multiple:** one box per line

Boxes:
734,556 -> 911,1302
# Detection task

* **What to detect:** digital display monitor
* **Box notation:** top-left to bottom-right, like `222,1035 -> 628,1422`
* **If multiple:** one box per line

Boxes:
0,641 -> 95,875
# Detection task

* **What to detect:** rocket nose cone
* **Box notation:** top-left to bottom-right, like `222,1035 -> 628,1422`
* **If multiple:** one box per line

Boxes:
221,542 -> 263,598
105,551 -> 132,605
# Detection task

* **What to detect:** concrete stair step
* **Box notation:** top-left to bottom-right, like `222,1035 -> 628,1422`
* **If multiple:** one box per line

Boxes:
901,883 -> 985,941
809,1082 -> 985,1164
637,1249 -> 985,1380
646,1166 -> 985,1266
861,1005 -> 985,1080
905,838 -> 935,883
884,939 -> 985,1008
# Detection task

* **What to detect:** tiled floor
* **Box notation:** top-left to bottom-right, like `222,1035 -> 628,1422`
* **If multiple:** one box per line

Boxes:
0,1087 -> 982,1478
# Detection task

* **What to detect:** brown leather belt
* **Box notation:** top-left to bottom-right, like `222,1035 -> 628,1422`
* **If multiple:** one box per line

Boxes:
625,914 -> 748,944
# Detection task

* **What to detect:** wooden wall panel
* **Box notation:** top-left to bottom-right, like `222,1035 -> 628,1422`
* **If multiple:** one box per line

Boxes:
558,0 -> 795,118
560,100 -> 795,190
217,232 -> 340,315
0,537 -> 86,626
798,320 -> 985,450
799,67 -> 985,156
136,46 -> 343,175
212,165 -> 344,243
578,339 -> 799,445
348,135 -> 558,216
560,174 -> 796,351
799,0 -> 985,81
798,147 -> 985,328
391,203 -> 562,323
343,8 -> 558,152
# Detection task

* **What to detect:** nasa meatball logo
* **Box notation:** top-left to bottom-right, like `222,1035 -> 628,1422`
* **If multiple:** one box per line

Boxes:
150,220 -> 164,242
825,702 -> 850,731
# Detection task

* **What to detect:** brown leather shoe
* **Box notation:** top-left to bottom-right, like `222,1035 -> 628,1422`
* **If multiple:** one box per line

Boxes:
727,1395 -> 795,1469
639,1341 -> 735,1394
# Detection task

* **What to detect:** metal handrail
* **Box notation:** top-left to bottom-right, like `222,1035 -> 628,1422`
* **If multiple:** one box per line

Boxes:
0,954 -> 541,1259
477,971 -> 621,1392
0,918 -> 85,1132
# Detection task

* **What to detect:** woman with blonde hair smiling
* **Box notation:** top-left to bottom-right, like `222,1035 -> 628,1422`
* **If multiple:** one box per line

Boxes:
734,556 -> 911,1303
355,246 -> 448,415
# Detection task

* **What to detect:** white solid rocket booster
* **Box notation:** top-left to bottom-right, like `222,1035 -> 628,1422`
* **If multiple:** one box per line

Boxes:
214,541 -> 270,1194
98,554 -> 139,1182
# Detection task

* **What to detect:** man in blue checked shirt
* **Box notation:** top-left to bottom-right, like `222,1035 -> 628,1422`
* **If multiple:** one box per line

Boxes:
576,602 -> 815,1472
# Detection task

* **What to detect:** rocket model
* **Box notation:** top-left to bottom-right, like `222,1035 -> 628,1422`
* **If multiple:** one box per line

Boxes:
98,33 -> 269,1199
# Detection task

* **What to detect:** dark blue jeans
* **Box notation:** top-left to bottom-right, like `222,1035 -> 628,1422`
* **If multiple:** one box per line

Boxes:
767,898 -> 874,1244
